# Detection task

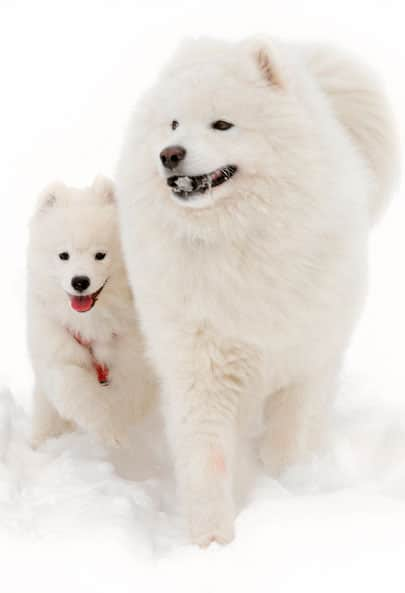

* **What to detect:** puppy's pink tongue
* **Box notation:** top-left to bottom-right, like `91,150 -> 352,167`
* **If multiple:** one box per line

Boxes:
70,295 -> 93,313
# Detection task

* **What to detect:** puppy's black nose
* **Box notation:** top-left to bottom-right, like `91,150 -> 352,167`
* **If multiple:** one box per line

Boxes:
160,145 -> 186,170
71,276 -> 90,293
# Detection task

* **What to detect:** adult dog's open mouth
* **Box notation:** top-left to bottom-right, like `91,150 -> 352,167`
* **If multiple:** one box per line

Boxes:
68,282 -> 107,313
167,165 -> 237,200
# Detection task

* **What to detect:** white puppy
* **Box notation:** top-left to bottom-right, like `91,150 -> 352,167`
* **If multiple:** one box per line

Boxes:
28,176 -> 156,447
116,37 -> 399,545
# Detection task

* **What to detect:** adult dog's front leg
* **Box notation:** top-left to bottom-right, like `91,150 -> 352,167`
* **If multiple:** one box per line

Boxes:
165,328 -> 260,546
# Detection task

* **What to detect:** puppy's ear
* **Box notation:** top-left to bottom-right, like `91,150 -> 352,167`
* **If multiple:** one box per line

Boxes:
246,39 -> 285,88
35,182 -> 65,213
92,175 -> 115,203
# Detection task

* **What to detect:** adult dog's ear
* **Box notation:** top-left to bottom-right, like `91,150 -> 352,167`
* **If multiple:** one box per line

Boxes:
245,38 -> 286,88
36,182 -> 65,213
92,175 -> 115,203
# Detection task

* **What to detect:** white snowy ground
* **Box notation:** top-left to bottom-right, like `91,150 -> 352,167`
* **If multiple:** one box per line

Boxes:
2,199 -> 405,593
1,1 -> 405,592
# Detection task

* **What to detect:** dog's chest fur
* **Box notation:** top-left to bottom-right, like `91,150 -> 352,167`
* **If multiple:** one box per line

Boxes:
128,216 -> 366,393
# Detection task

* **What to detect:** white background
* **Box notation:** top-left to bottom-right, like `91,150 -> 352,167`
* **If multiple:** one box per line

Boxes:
0,1 -> 404,592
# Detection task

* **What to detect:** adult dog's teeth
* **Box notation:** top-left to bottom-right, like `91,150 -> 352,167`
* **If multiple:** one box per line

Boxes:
167,165 -> 237,199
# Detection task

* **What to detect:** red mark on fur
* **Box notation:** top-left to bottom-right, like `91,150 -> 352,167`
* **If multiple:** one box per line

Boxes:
68,330 -> 110,385
72,332 -> 91,348
94,362 -> 109,384
211,449 -> 226,474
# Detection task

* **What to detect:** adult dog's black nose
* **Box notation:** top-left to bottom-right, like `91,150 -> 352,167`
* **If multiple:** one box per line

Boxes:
71,276 -> 90,293
160,145 -> 186,170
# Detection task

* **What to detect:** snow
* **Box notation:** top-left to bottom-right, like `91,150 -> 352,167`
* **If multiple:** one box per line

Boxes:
1,1 -> 405,591
174,176 -> 194,192
1,204 -> 405,593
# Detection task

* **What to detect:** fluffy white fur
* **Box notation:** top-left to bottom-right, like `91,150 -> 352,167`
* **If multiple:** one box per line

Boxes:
28,176 -> 156,447
116,37 -> 399,545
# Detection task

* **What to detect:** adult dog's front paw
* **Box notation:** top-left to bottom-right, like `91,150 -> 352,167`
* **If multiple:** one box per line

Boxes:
189,497 -> 235,547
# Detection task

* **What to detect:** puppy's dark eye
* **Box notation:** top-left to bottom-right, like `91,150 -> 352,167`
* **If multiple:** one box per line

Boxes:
95,252 -> 106,261
171,120 -> 179,130
212,120 -> 234,131
59,252 -> 69,261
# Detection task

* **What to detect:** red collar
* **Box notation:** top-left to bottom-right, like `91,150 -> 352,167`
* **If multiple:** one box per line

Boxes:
68,329 -> 110,385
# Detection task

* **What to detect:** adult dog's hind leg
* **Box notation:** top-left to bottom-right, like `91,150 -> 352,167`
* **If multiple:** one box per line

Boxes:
260,367 -> 338,476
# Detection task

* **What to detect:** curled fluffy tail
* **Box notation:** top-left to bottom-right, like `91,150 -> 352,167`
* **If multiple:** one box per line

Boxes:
306,45 -> 400,224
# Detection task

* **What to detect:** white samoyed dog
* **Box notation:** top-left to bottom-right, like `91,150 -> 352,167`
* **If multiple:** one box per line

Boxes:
116,37 -> 399,545
28,176 -> 156,447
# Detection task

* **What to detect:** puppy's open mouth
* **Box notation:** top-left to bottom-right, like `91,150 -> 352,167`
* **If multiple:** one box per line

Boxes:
167,165 -> 237,200
68,282 -> 107,313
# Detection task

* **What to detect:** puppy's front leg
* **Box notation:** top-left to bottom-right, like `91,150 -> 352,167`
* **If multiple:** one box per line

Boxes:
31,386 -> 74,448
166,329 -> 260,546
45,365 -> 122,446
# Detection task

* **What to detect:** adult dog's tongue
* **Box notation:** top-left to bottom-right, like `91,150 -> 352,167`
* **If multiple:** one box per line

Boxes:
70,295 -> 94,313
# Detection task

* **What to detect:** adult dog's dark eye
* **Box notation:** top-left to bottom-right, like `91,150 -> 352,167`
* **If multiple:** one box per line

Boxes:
212,120 -> 234,131
171,120 -> 179,130
95,252 -> 106,261
59,252 -> 69,261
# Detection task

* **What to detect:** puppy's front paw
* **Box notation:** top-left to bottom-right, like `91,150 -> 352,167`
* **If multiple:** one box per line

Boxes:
189,498 -> 235,547
31,417 -> 74,449
103,432 -> 122,448
93,420 -> 125,448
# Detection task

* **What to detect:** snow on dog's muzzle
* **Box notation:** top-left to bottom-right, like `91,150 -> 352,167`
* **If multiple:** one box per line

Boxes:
167,165 -> 237,200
